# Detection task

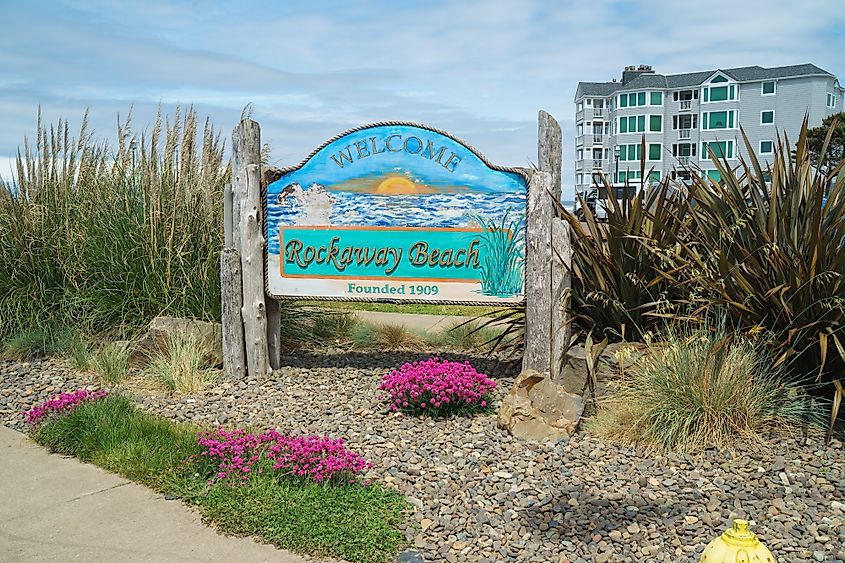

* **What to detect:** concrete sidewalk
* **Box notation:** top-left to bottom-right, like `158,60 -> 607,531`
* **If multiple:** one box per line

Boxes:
0,426 -> 307,563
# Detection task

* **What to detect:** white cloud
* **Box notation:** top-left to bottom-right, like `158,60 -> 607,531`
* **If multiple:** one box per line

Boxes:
1,0 -> 844,198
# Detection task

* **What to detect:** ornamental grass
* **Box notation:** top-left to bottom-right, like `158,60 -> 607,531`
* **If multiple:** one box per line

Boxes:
589,322 -> 824,453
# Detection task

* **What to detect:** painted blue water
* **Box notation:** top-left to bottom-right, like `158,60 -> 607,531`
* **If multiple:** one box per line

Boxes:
267,191 -> 525,255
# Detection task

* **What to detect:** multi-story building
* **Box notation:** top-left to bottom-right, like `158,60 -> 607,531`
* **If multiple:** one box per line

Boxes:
574,63 -> 844,194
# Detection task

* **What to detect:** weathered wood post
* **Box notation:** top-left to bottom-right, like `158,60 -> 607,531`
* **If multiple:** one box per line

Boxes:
523,110 -> 569,378
523,170 -> 554,375
550,219 -> 572,379
231,119 -> 269,379
537,110 -> 571,380
239,162 -> 269,379
220,182 -> 246,380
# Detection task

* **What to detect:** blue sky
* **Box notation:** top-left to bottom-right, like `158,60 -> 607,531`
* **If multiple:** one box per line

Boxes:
2,0 -> 844,197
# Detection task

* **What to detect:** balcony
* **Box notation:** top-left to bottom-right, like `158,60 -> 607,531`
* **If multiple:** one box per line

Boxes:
677,156 -> 691,166
679,129 -> 691,139
593,108 -> 605,117
592,159 -> 604,169
592,134 -> 604,144
576,108 -> 586,121
679,100 -> 692,111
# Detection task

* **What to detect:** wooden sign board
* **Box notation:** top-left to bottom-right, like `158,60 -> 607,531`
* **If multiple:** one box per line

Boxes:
265,123 -> 527,304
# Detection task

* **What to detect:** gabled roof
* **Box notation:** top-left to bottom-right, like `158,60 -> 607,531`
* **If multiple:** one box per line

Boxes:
576,63 -> 835,99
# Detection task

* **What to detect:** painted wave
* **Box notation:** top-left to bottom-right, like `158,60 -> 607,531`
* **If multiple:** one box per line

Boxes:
267,191 -> 525,255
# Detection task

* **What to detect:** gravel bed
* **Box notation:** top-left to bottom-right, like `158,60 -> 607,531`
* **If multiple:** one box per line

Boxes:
3,352 -> 845,563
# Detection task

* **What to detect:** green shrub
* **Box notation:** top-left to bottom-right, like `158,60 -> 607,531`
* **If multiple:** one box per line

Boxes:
677,125 -> 845,384
590,322 -> 824,452
561,174 -> 691,341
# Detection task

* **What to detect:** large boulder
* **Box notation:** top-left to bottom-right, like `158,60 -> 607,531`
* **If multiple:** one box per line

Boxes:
498,369 -> 584,444
145,316 -> 223,366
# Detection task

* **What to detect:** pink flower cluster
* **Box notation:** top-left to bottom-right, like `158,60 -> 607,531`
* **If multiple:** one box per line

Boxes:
23,389 -> 108,426
378,357 -> 496,415
197,428 -> 370,485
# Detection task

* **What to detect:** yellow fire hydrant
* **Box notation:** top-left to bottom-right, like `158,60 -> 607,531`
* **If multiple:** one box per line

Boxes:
699,519 -> 775,562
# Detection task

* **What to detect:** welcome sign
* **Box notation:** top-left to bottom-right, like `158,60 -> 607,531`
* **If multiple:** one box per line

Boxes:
265,123 -> 528,304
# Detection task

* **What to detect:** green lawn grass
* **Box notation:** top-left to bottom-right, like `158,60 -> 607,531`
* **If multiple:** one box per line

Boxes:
33,396 -> 408,563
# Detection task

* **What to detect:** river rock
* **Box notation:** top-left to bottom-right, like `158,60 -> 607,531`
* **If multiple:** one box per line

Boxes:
497,369 -> 583,444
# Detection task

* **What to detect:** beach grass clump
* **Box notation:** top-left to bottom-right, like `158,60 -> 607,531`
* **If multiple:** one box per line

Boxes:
589,323 -> 823,453
144,332 -> 216,395
378,357 -> 496,416
31,395 -> 408,562
427,320 -> 501,350
0,107 -> 227,344
0,326 -> 77,360
473,212 -> 525,298
91,341 -> 130,384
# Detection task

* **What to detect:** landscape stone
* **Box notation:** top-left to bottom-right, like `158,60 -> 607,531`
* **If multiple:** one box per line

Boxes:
497,369 -> 584,444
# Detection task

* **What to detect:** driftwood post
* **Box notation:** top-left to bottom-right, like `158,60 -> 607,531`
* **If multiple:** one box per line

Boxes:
239,162 -> 269,379
523,170 -> 554,375
537,110 -> 571,380
231,119 -> 270,379
550,219 -> 572,379
538,110 -> 562,201
220,182 -> 245,380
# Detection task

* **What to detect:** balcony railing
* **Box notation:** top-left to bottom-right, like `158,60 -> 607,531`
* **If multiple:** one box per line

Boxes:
592,159 -> 603,169
593,108 -> 605,117
679,128 -> 691,139
680,100 -> 692,110
592,134 -> 604,144
677,156 -> 691,166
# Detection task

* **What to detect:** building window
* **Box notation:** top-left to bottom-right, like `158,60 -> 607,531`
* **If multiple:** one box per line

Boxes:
576,173 -> 584,185
761,110 -> 775,125
703,141 -> 734,159
586,99 -> 592,106
827,93 -> 837,108
637,92 -> 646,106
648,171 -> 661,182
706,169 -> 723,182
711,75 -> 729,83
760,140 -> 774,154
619,143 -> 642,162
619,94 -> 628,108
619,116 -> 646,133
762,81 -> 776,95
649,115 -> 662,132
577,102 -> 583,111
650,91 -> 663,105
702,111 -> 734,129
618,170 -> 642,183
648,144 -> 661,161
703,84 -> 737,103
577,149 -> 583,160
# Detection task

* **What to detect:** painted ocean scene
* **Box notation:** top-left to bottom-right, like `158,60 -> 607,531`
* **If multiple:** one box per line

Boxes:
266,124 -> 527,302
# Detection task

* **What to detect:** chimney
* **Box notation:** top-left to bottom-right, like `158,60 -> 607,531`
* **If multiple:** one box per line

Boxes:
622,64 -> 655,85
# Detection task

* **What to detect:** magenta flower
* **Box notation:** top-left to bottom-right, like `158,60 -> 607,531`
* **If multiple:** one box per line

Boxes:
377,357 -> 496,417
197,428 -> 371,485
23,389 -> 108,426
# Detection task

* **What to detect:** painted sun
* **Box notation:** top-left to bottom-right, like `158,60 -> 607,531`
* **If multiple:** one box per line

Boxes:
375,175 -> 427,194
